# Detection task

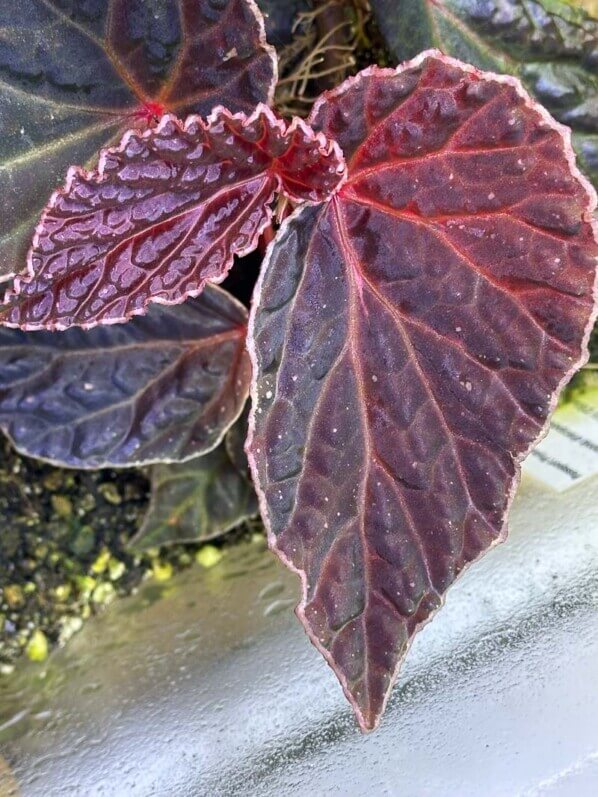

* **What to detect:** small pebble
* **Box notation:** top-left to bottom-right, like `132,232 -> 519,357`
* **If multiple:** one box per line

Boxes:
196,545 -> 223,569
90,548 -> 111,575
26,630 -> 48,663
4,585 -> 24,608
152,560 -> 173,582
51,495 -> 73,519
92,582 -> 117,606
99,483 -> 122,506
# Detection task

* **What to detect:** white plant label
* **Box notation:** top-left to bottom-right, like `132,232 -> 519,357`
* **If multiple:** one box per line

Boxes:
524,379 -> 598,491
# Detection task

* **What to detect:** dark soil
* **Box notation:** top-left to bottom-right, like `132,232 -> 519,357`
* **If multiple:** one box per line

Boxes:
0,438 -> 259,671
0,438 -> 145,669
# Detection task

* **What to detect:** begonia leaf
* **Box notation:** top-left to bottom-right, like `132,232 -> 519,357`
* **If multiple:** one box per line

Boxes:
369,0 -> 598,189
0,0 -> 277,282
0,106 -> 346,331
0,284 -> 250,468
247,52 -> 598,731
132,416 -> 258,550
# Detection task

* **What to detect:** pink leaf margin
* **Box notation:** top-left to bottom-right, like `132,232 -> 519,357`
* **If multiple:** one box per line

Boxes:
245,49 -> 598,732
2,104 -> 346,332
245,0 -> 279,109
0,0 -> 278,287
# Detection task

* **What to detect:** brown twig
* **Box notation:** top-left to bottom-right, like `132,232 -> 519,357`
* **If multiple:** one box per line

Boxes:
275,0 -> 361,117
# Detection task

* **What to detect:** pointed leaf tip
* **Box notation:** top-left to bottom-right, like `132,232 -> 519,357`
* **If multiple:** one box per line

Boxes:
247,52 -> 598,729
0,107 -> 345,331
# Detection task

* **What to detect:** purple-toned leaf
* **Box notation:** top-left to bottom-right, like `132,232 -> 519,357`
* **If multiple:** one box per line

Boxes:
247,52 -> 598,731
0,284 -> 250,468
0,106 -> 345,331
131,417 -> 258,551
0,0 -> 276,282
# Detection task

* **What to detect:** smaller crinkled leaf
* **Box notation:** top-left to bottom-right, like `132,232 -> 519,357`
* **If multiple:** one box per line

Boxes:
0,284 -> 250,468
369,0 -> 598,189
248,52 -> 598,731
0,105 -> 345,331
0,0 -> 277,282
132,416 -> 258,550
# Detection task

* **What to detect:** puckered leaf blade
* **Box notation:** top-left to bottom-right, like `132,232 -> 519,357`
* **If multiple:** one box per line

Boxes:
369,0 -> 598,189
247,52 -> 598,731
0,107 -> 346,331
132,416 -> 258,550
225,403 -> 254,479
0,284 -> 250,468
0,0 -> 277,282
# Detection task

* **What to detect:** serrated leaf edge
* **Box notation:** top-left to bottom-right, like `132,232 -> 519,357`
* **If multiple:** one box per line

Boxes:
245,0 -> 279,109
0,0 -> 279,287
206,103 -> 348,204
2,103 -> 345,331
246,49 -> 598,732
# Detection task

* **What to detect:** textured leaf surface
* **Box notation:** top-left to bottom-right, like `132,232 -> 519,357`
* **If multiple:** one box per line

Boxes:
132,417 -> 258,550
0,0 -> 276,282
0,284 -> 250,468
369,0 -> 598,189
247,52 -> 598,731
0,107 -> 346,331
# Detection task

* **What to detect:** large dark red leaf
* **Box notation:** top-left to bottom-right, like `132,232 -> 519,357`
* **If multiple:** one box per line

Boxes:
247,51 -> 598,731
0,284 -> 250,468
0,0 -> 276,282
368,0 -> 598,190
0,107 -> 346,330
